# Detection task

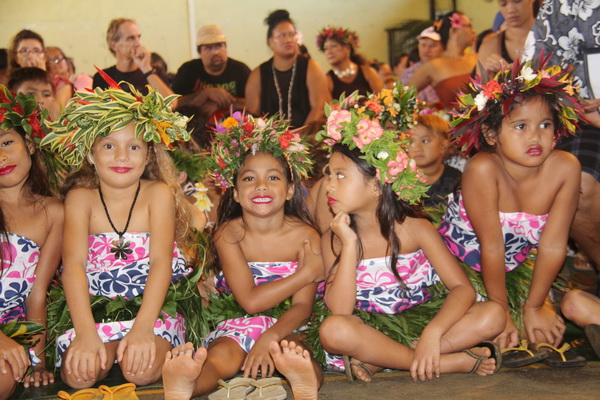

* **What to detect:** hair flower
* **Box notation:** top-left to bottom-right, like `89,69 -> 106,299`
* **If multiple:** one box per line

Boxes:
316,26 -> 359,51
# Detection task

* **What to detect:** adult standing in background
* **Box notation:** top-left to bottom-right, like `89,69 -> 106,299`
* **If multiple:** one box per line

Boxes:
92,18 -> 173,100
245,9 -> 330,133
172,25 -> 251,118
316,26 -> 383,98
523,0 -> 600,279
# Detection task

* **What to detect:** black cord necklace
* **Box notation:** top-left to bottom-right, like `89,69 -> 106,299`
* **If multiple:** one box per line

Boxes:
98,180 -> 141,260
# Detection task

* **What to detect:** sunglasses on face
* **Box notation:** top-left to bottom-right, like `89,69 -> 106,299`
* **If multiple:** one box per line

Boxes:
17,48 -> 44,55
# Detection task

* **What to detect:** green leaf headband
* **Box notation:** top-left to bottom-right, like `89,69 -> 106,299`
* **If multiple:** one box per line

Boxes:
0,85 -> 48,139
208,112 -> 313,189
41,74 -> 191,167
317,92 -> 428,205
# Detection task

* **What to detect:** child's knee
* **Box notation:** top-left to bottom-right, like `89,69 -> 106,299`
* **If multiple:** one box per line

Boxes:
480,301 -> 506,335
560,289 -> 584,321
319,315 -> 357,352
0,373 -> 18,400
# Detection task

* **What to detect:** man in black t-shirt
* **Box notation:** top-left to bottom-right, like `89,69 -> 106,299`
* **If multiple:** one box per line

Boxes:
172,25 -> 250,117
93,18 -> 174,101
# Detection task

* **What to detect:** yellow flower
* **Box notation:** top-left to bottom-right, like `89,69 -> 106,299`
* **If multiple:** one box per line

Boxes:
222,117 -> 238,128
193,182 -> 213,212
151,120 -> 173,146
387,107 -> 398,117
382,95 -> 394,106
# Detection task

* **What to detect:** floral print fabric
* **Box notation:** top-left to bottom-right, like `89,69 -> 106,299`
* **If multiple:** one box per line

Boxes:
438,193 -> 548,271
55,232 -> 190,366
0,233 -> 39,324
204,262 -> 297,353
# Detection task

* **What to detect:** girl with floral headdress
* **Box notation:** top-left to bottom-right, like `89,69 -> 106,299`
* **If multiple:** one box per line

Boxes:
438,57 -> 588,367
0,86 -> 62,398
316,26 -> 383,99
41,75 -> 196,388
316,102 -> 504,382
162,113 -> 323,400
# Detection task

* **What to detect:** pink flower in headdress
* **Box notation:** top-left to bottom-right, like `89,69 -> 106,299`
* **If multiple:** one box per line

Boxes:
278,130 -> 294,150
386,152 -> 409,183
450,12 -> 466,28
356,118 -> 383,147
326,109 -> 352,141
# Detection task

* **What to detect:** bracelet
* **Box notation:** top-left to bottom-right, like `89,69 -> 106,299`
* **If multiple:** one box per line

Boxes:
143,68 -> 157,78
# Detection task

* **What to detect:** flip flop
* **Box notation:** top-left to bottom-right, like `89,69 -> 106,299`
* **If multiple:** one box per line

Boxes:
501,339 -> 549,368
463,341 -> 502,373
57,389 -> 104,400
584,324 -> 600,360
536,342 -> 587,368
98,383 -> 139,400
247,377 -> 287,400
342,355 -> 373,382
208,377 -> 256,400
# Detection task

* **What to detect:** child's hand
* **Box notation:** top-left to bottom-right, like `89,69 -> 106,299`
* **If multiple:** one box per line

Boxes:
241,335 -> 274,379
494,311 -> 519,350
64,334 -> 107,384
116,327 -> 157,377
0,333 -> 30,381
523,302 -> 565,347
410,333 -> 441,381
297,239 -> 325,283
330,211 -> 357,245
23,365 -> 55,388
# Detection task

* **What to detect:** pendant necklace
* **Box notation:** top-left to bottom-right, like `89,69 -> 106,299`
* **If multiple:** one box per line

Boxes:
98,181 -> 141,261
272,58 -> 297,122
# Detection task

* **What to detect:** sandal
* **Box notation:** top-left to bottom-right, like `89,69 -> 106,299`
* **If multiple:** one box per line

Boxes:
208,377 -> 256,400
536,342 -> 586,367
57,389 -> 104,400
342,355 -> 374,382
501,339 -> 549,368
246,377 -> 287,400
98,383 -> 139,400
584,324 -> 600,360
463,341 -> 502,373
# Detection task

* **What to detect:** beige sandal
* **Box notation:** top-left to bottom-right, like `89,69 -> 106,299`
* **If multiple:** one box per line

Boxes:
208,377 -> 256,400
247,377 -> 287,400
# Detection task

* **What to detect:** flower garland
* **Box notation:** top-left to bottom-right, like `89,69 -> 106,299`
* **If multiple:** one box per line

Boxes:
208,112 -> 313,189
316,91 -> 428,204
41,69 -> 191,167
355,82 -> 419,131
316,26 -> 359,51
451,54 -> 586,153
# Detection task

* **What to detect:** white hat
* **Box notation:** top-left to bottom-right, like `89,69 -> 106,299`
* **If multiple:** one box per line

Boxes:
197,25 -> 227,46
418,26 -> 441,41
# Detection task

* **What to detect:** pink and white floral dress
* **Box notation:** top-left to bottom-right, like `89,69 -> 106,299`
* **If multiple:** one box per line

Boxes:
202,261 -> 298,353
438,193 -> 548,271
55,232 -> 190,366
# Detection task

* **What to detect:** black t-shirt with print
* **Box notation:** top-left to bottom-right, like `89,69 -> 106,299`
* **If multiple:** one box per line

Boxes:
172,57 -> 250,98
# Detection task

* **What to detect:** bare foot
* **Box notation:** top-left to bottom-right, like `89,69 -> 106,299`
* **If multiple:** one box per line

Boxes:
347,357 -> 381,383
459,345 -> 496,376
269,340 -> 318,400
162,342 -> 208,400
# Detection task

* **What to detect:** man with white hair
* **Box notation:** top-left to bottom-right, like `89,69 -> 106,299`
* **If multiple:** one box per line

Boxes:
173,25 -> 250,117
92,18 -> 173,98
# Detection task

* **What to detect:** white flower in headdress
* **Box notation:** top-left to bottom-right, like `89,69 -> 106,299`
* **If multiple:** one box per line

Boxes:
474,92 -> 488,111
377,151 -> 389,160
518,66 -> 537,82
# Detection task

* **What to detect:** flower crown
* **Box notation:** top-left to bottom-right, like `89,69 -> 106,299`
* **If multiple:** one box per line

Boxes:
41,69 -> 191,167
316,26 -> 359,51
317,95 -> 428,204
0,85 -> 48,139
433,12 -> 466,31
208,112 -> 313,189
355,82 -> 419,132
451,54 -> 586,153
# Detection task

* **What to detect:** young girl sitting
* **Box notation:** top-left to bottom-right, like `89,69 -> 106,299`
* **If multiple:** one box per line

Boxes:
438,57 -> 586,365
162,113 -> 323,400
408,113 -> 462,208
317,106 -> 505,382
41,78 -> 195,388
0,87 -> 62,399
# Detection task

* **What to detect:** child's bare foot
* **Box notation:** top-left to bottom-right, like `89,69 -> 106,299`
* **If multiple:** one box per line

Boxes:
347,358 -> 381,383
269,340 -> 318,400
459,345 -> 497,376
163,343 -> 207,400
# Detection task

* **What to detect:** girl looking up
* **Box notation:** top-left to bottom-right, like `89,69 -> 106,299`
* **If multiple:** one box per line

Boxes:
162,113 -> 323,400
42,76 -> 194,389
0,87 -> 62,399
317,106 -> 505,382
439,57 -> 586,363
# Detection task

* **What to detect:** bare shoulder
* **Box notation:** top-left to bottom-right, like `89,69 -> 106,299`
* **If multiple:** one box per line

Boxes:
214,218 -> 244,244
144,180 -> 173,203
64,187 -> 94,206
545,150 -> 581,173
41,196 -> 64,220
464,152 -> 500,175
396,217 -> 437,251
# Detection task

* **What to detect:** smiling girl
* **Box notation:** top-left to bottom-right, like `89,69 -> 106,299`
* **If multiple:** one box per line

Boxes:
42,78 -> 194,389
439,58 -> 587,360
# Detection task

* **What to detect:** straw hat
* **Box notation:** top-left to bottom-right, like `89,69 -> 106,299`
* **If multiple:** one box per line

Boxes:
196,25 -> 227,46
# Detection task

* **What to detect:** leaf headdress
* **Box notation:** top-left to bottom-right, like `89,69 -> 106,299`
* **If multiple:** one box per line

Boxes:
208,112 -> 313,189
451,54 -> 586,153
42,70 -> 191,167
